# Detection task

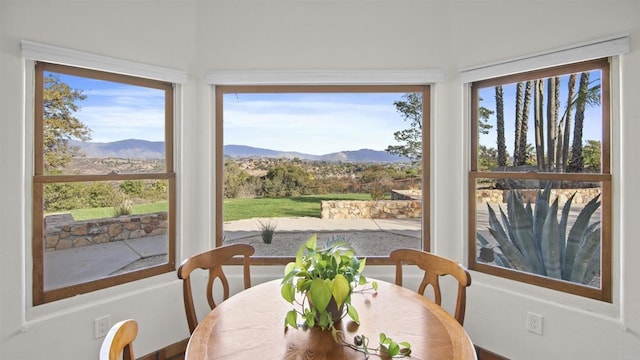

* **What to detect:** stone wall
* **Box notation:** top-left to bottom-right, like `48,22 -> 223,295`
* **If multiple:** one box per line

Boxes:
391,189 -> 422,200
321,200 -> 421,219
475,188 -> 601,205
44,212 -> 168,251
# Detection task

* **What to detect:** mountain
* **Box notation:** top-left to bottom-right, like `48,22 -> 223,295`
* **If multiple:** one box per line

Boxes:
224,145 -> 314,160
73,140 -> 410,163
225,144 -> 410,163
72,139 -> 165,159
318,149 -> 409,163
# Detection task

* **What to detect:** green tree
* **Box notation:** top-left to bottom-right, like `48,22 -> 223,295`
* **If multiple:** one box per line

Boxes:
478,97 -> 494,135
386,93 -> 423,163
390,92 -> 493,164
43,75 -> 91,171
478,145 -> 499,171
263,163 -> 311,197
120,180 -> 143,196
582,140 -> 601,172
360,165 -> 395,200
224,160 -> 251,198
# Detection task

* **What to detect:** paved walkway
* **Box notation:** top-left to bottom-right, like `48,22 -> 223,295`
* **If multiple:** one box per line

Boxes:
44,217 -> 422,290
44,235 -> 168,290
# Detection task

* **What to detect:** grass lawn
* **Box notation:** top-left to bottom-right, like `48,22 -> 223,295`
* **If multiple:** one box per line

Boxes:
68,201 -> 168,221
51,193 -> 380,222
223,193 -> 378,221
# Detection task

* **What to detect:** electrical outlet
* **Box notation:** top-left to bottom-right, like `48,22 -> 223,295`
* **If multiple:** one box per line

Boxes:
527,312 -> 543,335
94,315 -> 111,339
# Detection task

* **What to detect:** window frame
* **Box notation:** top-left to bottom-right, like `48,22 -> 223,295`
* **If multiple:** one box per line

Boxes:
467,58 -> 612,302
32,62 -> 177,305
215,84 -> 431,265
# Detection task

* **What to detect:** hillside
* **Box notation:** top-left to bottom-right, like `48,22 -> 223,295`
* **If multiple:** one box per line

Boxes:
73,140 -> 410,163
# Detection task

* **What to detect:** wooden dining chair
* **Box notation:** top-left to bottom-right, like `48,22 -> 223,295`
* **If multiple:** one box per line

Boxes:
390,248 -> 472,325
177,243 -> 255,333
99,319 -> 138,360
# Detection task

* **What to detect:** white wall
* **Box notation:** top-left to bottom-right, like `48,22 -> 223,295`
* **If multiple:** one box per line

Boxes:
1,1 -> 639,359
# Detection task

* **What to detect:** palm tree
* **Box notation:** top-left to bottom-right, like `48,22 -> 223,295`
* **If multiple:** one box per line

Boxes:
517,81 -> 533,166
546,77 -> 558,171
534,79 -> 545,170
513,82 -> 524,165
557,73 -> 577,172
567,72 -> 590,172
495,85 -> 507,166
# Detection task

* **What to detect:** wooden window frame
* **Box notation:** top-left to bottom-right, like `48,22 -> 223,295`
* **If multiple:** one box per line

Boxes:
32,62 -> 176,305
468,58 -> 612,302
215,85 -> 431,265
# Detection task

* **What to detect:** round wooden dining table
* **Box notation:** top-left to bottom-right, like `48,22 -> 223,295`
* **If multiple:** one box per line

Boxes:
185,279 -> 477,360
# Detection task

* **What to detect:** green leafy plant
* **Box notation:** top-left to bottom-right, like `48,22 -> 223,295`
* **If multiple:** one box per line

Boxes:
258,219 -> 277,244
477,183 -> 601,285
349,333 -> 412,359
281,235 -> 376,339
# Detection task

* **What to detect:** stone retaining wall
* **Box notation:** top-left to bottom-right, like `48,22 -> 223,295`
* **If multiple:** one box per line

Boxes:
475,188 -> 600,205
321,200 -> 421,219
45,212 -> 168,251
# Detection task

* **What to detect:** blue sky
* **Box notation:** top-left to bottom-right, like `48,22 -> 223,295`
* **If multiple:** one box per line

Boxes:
51,72 -> 166,143
478,72 -> 603,154
54,70 -> 602,157
223,93 -> 409,155
54,72 -> 410,154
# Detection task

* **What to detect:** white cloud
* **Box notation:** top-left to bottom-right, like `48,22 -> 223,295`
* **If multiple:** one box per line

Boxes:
76,105 -> 165,142
224,98 -> 406,154
75,85 -> 165,142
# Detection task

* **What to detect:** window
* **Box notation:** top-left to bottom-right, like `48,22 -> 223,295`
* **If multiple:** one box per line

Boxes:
215,85 -> 430,265
468,58 -> 611,301
33,62 -> 176,305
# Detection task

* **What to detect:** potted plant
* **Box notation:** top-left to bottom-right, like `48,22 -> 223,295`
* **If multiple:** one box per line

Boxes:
281,234 -> 412,357
281,234 -> 375,337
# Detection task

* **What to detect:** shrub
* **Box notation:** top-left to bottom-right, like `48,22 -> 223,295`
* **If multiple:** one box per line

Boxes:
477,183 -> 601,285
258,219 -> 277,244
120,180 -> 143,196
112,198 -> 133,217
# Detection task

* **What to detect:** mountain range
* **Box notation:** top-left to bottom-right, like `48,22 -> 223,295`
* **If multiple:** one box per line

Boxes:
73,139 -> 410,163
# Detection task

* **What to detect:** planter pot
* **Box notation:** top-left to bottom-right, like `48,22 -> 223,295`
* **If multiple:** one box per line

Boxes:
309,296 -> 346,323
325,296 -> 346,322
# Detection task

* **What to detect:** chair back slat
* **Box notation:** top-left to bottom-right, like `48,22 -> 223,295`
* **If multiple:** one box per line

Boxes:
390,248 -> 471,325
177,244 -> 255,333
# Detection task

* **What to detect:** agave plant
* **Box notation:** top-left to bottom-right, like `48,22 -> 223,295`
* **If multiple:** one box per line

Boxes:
477,184 -> 601,285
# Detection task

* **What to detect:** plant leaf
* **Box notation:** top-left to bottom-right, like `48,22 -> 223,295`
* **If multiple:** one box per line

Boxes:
332,274 -> 350,308
571,222 -> 601,284
282,262 -> 298,284
583,243 -> 601,286
565,194 -> 601,278
309,278 -> 332,312
533,184 -> 552,251
285,310 -> 298,328
346,303 -> 360,324
508,190 -> 544,274
484,204 -> 531,271
281,282 -> 296,303
540,198 -> 561,278
305,234 -> 318,252
559,193 -> 576,279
